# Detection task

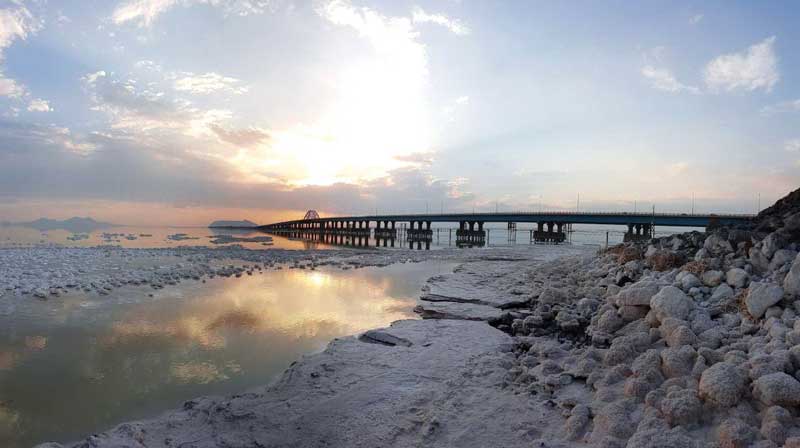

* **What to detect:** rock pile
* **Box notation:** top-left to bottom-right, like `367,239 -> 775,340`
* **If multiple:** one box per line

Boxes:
499,189 -> 800,447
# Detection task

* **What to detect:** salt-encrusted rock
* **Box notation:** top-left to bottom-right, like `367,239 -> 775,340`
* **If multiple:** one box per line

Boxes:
593,399 -> 638,439
596,309 -> 625,334
745,282 -> 785,319
761,406 -> 791,445
784,253 -> 800,297
661,346 -> 697,378
698,362 -> 747,407
651,286 -> 695,322
717,418 -> 757,448
711,283 -> 735,302
726,268 -> 750,289
702,270 -> 724,288
680,273 -> 702,291
563,404 -> 591,440
539,287 -> 567,304
665,325 -> 697,348
762,232 -> 787,259
626,427 -> 700,448
752,372 -> 800,407
614,280 -> 661,306
748,352 -> 792,381
705,234 -> 734,256
604,333 -> 649,366
750,247 -> 771,274
660,388 -> 702,427
619,305 -> 649,322
770,249 -> 797,272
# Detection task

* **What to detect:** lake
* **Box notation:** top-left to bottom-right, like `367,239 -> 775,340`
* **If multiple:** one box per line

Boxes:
0,260 -> 455,447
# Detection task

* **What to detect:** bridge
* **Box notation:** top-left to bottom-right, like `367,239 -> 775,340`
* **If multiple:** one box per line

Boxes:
259,211 -> 754,247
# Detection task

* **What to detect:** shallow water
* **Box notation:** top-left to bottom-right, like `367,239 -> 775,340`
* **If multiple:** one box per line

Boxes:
0,260 -> 454,447
0,223 -> 701,251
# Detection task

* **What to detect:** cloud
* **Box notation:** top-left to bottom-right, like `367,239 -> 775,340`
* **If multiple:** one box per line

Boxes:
786,139 -> 800,153
640,46 -> 699,94
760,98 -> 800,116
641,65 -> 699,94
82,70 -> 235,138
172,72 -> 248,95
0,4 -> 42,98
112,0 -> 274,26
209,123 -> 269,147
704,36 -> 779,92
0,119 -> 472,217
411,7 -> 470,35
689,14 -> 703,25
27,98 -> 51,112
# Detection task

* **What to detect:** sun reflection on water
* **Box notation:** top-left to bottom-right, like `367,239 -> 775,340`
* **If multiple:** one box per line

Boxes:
0,260 -> 455,448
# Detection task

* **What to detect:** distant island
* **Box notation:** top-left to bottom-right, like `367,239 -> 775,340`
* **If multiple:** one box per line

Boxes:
208,219 -> 259,228
3,217 -> 116,233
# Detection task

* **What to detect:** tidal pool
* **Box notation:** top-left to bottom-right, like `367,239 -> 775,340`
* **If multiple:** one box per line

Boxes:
0,260 -> 454,447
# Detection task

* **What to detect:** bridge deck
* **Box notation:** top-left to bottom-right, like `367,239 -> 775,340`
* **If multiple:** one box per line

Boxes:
262,211 -> 753,229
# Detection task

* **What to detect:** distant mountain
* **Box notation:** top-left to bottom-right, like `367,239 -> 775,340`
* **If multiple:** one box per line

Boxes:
22,217 -> 115,233
209,219 -> 259,228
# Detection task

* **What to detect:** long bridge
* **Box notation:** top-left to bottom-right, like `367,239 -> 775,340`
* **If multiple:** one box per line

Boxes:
260,210 -> 754,247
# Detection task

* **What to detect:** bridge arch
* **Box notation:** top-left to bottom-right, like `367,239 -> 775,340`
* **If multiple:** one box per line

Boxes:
303,210 -> 320,220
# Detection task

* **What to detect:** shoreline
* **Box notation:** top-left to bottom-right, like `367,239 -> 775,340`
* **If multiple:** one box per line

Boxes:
29,203 -> 800,448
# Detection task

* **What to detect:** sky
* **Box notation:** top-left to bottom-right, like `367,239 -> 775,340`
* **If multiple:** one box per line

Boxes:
0,0 -> 798,225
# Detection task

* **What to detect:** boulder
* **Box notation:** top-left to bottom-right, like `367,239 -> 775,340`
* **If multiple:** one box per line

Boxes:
745,282 -> 785,319
627,427 -> 700,448
614,280 -> 661,306
661,346 -> 697,378
726,268 -> 749,289
769,249 -> 797,272
538,287 -> 567,304
698,362 -> 747,407
651,286 -> 695,322
762,231 -> 787,259
717,418 -> 757,448
784,253 -> 800,297
752,372 -> 800,407
680,273 -> 702,291
704,233 -> 734,256
702,270 -> 724,288
660,388 -> 702,427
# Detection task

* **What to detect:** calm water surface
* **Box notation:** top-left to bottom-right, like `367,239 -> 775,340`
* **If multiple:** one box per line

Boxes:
0,261 -> 454,447
0,223 -> 701,251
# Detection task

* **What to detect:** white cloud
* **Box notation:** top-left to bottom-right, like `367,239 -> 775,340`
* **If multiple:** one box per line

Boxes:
0,77 -> 24,97
411,7 -> 470,35
172,72 -> 248,95
786,139 -> 800,152
0,4 -> 42,98
27,98 -> 52,112
641,65 -> 699,94
112,0 -> 274,26
455,95 -> 469,105
704,36 -> 779,92
689,14 -> 703,25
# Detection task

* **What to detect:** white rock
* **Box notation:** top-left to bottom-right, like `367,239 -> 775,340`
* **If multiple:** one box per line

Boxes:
746,282 -> 785,319
784,253 -> 800,297
726,268 -> 750,289
651,286 -> 695,322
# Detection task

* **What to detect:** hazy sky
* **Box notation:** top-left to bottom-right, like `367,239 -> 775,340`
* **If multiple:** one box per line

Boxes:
0,0 -> 798,225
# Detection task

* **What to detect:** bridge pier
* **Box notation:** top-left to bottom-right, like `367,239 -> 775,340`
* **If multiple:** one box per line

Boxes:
407,220 -> 433,242
532,221 -> 567,244
624,223 -> 654,243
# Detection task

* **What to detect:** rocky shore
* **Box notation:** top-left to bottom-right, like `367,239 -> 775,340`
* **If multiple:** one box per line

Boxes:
36,188 -> 800,448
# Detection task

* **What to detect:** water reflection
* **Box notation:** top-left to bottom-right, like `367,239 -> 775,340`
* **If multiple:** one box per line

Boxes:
0,260 -> 453,447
